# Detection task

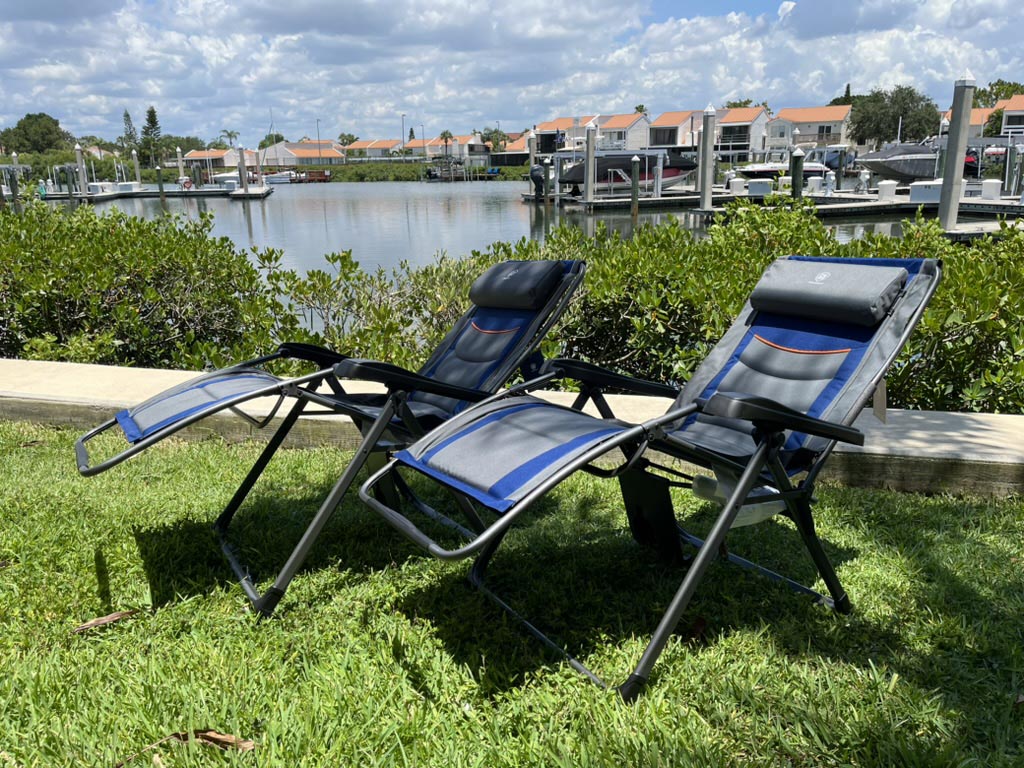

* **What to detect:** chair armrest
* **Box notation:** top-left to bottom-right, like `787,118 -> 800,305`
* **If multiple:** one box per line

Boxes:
277,342 -> 348,368
547,358 -> 680,399
333,359 -> 490,403
702,392 -> 864,446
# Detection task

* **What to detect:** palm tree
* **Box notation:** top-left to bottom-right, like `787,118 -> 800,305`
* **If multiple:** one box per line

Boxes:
219,129 -> 239,147
439,129 -> 454,158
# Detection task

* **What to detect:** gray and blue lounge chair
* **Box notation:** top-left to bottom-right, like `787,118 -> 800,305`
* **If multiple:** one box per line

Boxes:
76,258 -> 585,616
360,255 -> 942,700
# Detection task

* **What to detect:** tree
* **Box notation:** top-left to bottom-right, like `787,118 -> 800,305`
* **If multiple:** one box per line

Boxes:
724,98 -> 773,115
1,113 -> 69,153
984,109 -> 1005,137
259,132 -> 286,149
849,85 -> 938,145
634,104 -> 647,114
479,127 -> 508,152
219,129 -> 239,147
439,129 -> 454,157
829,84 -> 854,106
975,79 -> 1024,108
337,132 -> 358,147
408,127 -> 415,141
140,106 -> 162,167
206,138 -> 229,150
119,109 -> 139,156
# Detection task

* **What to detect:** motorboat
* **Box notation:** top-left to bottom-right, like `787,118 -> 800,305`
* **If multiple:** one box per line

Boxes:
735,160 -> 829,180
263,170 -> 297,184
858,142 -> 979,182
558,152 -> 696,194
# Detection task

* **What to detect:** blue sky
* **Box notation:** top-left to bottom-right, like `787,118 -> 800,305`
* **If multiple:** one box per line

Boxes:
0,1 -> 1020,147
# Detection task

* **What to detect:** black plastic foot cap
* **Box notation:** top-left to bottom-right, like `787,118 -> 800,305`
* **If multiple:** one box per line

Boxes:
617,674 -> 648,703
254,587 -> 286,619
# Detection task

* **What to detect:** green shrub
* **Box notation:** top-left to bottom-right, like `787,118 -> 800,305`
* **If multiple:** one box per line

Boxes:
4,198 -> 1023,414
0,202 -> 301,369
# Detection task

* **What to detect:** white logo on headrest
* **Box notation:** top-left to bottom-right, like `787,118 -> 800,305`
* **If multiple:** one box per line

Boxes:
502,268 -> 520,280
808,271 -> 831,285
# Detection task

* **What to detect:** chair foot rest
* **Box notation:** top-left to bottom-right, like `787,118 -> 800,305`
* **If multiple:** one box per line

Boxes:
617,674 -> 647,703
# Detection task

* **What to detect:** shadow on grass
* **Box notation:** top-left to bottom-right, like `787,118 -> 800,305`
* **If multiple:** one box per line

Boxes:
392,490 -> 875,696
130,479 -> 432,608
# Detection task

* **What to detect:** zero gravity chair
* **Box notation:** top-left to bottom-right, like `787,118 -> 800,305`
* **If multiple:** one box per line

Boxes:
76,258 -> 585,617
360,255 -> 942,701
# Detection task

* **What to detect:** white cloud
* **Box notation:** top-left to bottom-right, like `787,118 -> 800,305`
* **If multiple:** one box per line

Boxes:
0,0 -> 1021,145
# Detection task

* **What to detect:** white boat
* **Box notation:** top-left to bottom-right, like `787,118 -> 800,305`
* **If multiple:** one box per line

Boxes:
263,170 -> 297,184
737,160 -> 829,180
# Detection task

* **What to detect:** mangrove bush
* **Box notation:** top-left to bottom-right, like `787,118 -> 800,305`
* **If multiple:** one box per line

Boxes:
2,199 -> 1022,413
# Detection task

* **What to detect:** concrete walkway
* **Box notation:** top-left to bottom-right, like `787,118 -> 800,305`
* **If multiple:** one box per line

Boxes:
2,358 -> 1022,496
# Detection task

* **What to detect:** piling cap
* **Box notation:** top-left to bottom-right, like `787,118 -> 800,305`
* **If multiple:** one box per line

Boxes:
704,103 -> 716,114
956,69 -> 976,87
792,147 -> 805,156
631,155 -> 641,162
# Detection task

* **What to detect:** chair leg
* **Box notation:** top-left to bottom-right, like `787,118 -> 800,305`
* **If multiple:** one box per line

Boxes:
619,440 -> 772,702
213,397 -> 308,536
251,398 -> 401,618
468,532 -> 608,688
788,497 -> 852,614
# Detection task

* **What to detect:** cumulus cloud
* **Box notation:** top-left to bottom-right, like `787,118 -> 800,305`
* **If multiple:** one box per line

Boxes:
0,0 -> 1021,145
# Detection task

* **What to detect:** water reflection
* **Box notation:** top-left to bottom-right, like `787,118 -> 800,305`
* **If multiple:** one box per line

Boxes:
91,181 -> 909,273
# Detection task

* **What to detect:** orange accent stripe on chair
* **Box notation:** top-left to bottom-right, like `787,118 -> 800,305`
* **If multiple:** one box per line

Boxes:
471,322 -> 519,335
753,334 -> 851,355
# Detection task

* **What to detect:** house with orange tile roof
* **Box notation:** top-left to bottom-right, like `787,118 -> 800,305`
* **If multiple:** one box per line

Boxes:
649,110 -> 702,148
997,94 -> 1024,136
183,147 -> 257,168
444,133 -> 489,162
533,116 -> 597,154
260,140 -> 346,166
594,112 -> 651,151
766,105 -> 853,151
404,137 -> 445,158
339,139 -> 403,158
717,106 -> 770,161
939,107 -> 997,139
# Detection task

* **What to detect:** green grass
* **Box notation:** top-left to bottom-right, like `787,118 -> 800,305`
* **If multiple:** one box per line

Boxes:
1,420 -> 1022,767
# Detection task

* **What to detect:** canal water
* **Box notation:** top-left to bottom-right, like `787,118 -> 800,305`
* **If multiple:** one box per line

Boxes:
90,181 -> 901,274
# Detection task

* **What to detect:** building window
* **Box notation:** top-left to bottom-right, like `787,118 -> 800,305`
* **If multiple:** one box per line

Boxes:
1006,115 -> 1024,126
650,127 -> 677,145
775,126 -> 787,138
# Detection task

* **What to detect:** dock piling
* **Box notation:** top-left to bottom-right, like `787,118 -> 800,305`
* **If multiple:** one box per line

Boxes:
699,104 -> 715,211
939,72 -> 975,231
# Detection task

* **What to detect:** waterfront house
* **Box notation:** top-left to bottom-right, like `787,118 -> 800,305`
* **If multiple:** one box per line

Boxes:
717,106 -> 769,162
533,116 -> 597,154
260,140 -> 346,167
998,94 -> 1024,137
404,137 -> 444,158
766,105 -> 853,151
648,110 -> 701,149
183,147 -> 257,169
938,108 -> 995,138
341,139 -> 402,158
594,113 -> 651,151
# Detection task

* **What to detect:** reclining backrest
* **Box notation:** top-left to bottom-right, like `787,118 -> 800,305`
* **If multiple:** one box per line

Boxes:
409,259 -> 584,415
674,255 -> 941,464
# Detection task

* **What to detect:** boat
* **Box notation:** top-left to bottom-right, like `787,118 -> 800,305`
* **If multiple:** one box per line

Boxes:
735,160 -> 829,180
558,152 -> 696,194
263,170 -> 297,184
857,142 -> 979,182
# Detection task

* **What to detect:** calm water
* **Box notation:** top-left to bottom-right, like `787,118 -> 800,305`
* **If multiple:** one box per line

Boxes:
90,181 -> 898,273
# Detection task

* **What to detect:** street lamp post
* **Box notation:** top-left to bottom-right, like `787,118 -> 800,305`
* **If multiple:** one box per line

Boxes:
421,124 -> 426,158
401,113 -> 406,156
316,118 -> 322,167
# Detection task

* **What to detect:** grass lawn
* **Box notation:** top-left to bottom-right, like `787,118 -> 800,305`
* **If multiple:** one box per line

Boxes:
1,419 -> 1022,766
